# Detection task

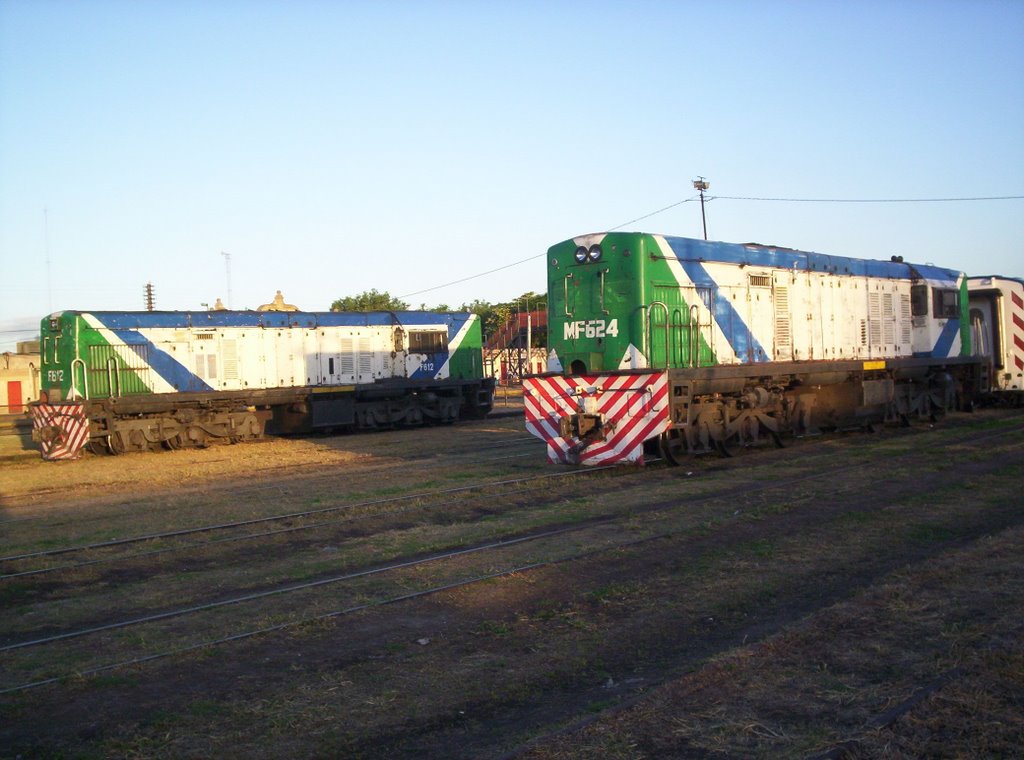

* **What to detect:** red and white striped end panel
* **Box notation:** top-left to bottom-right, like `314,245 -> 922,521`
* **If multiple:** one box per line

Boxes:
1012,290 -> 1024,372
523,372 -> 670,465
30,403 -> 90,461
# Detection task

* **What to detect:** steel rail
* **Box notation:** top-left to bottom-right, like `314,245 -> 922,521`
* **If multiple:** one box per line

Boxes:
4,421 -> 1020,576
3,456 -> 886,654
0,474 -> 588,580
0,524 -> 581,655
0,466 -> 617,566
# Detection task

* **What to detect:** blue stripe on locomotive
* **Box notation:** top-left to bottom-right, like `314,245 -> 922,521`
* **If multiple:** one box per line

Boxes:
675,259 -> 771,363
660,236 -> 965,362
659,236 -> 962,281
407,356 -> 446,380
91,310 -> 472,332
919,318 -> 962,359
111,329 -> 214,391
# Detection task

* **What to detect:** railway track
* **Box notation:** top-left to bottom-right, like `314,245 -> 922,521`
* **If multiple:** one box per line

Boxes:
8,415 -> 1013,579
0,434 -> 543,526
0,466 -> 618,578
2,416 -> 1020,696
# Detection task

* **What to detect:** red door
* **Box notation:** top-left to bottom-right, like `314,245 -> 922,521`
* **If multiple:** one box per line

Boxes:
7,381 -> 22,413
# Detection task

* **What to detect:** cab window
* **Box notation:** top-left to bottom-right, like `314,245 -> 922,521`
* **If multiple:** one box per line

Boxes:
932,289 -> 959,318
910,284 -> 929,316
408,331 -> 447,353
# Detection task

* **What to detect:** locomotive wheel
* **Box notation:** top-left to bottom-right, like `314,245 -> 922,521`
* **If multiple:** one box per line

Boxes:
185,426 -> 208,448
658,430 -> 686,466
163,434 -> 182,451
107,433 -> 127,455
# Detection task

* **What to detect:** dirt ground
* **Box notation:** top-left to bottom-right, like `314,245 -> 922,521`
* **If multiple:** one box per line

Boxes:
1,407 -> 1022,759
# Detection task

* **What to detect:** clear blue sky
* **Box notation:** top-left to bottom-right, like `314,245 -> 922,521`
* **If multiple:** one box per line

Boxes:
2,0 -> 1022,350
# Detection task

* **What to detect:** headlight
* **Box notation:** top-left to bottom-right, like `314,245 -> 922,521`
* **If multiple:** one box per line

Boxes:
574,246 -> 588,263
588,244 -> 602,262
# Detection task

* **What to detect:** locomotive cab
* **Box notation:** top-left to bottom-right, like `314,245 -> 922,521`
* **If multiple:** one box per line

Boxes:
546,232 -> 645,376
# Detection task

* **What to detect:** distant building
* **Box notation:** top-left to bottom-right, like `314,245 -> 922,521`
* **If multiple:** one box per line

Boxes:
257,290 -> 299,312
1,342 -> 41,414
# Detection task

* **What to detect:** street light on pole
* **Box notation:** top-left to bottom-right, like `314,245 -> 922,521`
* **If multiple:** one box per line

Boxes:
692,177 -> 710,240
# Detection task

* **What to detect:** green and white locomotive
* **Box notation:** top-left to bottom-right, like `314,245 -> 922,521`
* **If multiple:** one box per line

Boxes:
524,232 -> 981,465
32,309 -> 494,459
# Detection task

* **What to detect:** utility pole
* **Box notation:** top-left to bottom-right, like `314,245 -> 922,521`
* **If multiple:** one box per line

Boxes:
221,251 -> 232,308
144,282 -> 156,311
692,177 -> 710,240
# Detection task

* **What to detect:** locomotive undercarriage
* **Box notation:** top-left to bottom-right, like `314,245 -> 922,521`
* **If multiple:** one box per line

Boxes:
83,379 -> 496,455
86,404 -> 267,455
655,362 -> 975,465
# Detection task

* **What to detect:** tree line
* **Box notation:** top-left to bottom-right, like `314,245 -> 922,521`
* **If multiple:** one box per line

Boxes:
330,289 -> 547,346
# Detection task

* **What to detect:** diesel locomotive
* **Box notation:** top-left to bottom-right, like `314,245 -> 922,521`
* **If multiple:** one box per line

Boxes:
524,232 -> 997,465
31,309 -> 495,459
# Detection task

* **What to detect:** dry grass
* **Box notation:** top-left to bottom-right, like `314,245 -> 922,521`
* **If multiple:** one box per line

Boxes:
1,409 -> 1021,758
520,518 -> 1024,759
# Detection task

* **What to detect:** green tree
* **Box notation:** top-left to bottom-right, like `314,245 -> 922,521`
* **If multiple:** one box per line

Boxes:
330,289 -> 409,312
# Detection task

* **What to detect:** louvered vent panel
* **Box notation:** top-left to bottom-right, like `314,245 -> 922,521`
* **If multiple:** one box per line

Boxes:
774,285 -> 792,359
882,293 -> 895,344
900,294 -> 912,345
222,339 -> 239,380
340,338 -> 355,375
868,292 -> 882,346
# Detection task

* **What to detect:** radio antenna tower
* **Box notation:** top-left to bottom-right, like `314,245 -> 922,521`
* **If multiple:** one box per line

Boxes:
221,251 -> 233,308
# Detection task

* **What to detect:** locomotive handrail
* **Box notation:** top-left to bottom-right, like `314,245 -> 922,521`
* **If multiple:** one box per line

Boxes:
70,358 -> 88,400
646,301 -> 669,370
106,357 -> 121,398
564,273 -> 575,317
598,268 -> 610,315
689,304 -> 701,368
669,307 -> 685,369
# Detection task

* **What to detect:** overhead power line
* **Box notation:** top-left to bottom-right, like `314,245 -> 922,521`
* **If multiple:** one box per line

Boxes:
609,195 -> 700,231
709,194 -> 1024,203
398,191 -> 1023,300
398,253 -> 546,299
400,196 -> 704,299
